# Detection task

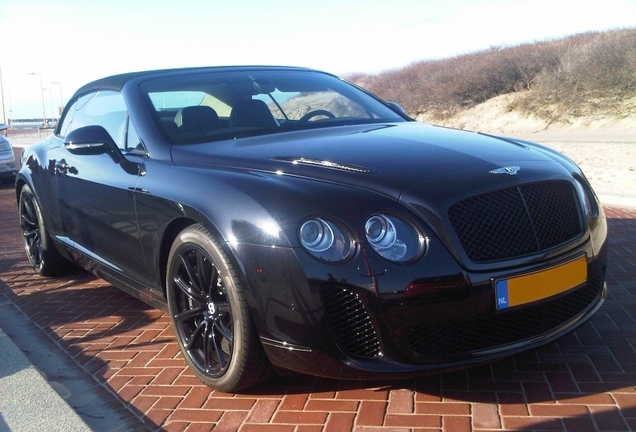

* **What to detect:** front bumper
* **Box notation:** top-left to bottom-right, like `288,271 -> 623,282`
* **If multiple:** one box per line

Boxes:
234,236 -> 607,379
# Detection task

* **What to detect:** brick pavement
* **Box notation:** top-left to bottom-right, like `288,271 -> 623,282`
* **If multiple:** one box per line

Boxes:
0,181 -> 635,432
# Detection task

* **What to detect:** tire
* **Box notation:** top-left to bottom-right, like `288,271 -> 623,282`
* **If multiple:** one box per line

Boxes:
166,224 -> 273,392
19,184 -> 72,277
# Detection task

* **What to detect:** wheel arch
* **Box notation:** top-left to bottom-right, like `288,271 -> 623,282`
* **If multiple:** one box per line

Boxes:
15,177 -> 27,203
157,217 -> 198,298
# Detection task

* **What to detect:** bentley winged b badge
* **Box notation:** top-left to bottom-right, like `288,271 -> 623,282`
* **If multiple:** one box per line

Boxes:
489,166 -> 521,176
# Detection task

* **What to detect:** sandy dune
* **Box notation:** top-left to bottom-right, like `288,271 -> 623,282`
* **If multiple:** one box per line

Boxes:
418,93 -> 636,208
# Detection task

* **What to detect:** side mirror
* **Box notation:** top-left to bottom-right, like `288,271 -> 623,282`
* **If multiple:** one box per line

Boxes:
386,102 -> 406,115
64,125 -> 124,164
0,123 -> 8,132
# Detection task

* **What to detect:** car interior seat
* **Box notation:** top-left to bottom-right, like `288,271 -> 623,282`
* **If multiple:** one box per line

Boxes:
174,106 -> 221,134
229,99 -> 278,129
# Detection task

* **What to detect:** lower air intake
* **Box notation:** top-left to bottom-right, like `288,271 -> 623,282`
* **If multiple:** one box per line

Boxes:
320,284 -> 381,359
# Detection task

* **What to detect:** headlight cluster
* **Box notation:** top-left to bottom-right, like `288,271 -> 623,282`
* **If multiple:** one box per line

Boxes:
299,218 -> 355,262
365,214 -> 422,262
299,213 -> 425,263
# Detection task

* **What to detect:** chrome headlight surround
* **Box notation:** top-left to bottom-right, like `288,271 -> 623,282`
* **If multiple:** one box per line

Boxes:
299,218 -> 356,263
364,213 -> 426,263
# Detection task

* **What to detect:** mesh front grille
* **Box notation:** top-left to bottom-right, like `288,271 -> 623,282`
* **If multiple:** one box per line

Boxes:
448,181 -> 582,262
320,284 -> 381,359
406,273 -> 603,359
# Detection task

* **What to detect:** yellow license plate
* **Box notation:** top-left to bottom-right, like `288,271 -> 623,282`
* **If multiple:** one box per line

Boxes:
495,255 -> 587,310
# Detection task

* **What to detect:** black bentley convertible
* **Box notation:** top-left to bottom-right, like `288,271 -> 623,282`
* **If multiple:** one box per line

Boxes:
16,66 -> 607,391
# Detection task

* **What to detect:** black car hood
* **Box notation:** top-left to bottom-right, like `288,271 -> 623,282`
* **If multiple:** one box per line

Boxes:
171,122 -> 569,200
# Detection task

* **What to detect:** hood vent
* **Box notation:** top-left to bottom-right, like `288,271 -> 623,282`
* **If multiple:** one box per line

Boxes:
272,156 -> 374,173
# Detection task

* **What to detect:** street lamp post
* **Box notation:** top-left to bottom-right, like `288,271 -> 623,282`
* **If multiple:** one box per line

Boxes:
43,88 -> 55,127
6,91 -> 12,128
0,65 -> 6,129
50,81 -> 64,117
28,72 -> 47,128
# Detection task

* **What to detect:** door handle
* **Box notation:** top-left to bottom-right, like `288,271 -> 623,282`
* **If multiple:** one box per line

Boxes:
55,160 -> 68,175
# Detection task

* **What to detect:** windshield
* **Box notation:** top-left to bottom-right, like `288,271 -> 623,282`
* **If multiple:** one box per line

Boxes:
142,69 -> 407,144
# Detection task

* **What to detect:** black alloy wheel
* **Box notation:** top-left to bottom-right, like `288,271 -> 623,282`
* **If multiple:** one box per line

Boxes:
166,224 -> 272,392
19,184 -> 70,276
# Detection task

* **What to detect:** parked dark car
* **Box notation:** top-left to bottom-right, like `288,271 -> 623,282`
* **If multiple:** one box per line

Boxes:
16,66 -> 607,392
0,123 -> 16,183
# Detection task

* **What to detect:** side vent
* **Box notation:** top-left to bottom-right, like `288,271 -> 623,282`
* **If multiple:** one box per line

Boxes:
320,284 -> 381,358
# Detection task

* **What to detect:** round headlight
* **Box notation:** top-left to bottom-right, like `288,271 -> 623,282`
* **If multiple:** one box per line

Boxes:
365,213 -> 424,263
365,215 -> 397,249
299,218 -> 355,262
300,219 -> 334,252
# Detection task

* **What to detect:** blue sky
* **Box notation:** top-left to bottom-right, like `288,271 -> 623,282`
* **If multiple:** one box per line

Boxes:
1,0 -> 635,118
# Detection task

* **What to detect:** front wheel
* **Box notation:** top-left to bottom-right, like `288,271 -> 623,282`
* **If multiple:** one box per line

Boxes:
166,224 -> 273,392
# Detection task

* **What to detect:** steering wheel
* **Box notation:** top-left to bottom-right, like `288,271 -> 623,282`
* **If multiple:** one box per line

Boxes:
299,110 -> 336,123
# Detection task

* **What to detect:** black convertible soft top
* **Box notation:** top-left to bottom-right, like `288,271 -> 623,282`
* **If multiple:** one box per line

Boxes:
73,66 -> 314,96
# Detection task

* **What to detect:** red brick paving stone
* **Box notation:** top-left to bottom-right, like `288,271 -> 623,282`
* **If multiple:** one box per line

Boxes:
133,395 -> 160,413
152,367 -> 185,385
588,405 -> 631,431
277,393 -> 309,410
384,413 -> 441,428
354,428 -> 410,432
528,404 -> 590,417
415,402 -> 470,415
442,415 -> 471,432
297,426 -> 324,432
336,387 -> 391,401
184,424 -> 215,432
272,410 -> 329,425
503,416 -> 565,430
387,389 -> 414,414
499,403 -> 529,417
356,400 -> 389,426
168,409 -> 223,423
324,412 -> 356,431
240,425 -> 295,432
202,397 -> 256,411
154,396 -> 183,410
472,403 -> 500,429
562,416 -> 599,432
305,399 -> 359,412
213,410 -> 250,432
178,386 -> 213,409
144,408 -> 174,428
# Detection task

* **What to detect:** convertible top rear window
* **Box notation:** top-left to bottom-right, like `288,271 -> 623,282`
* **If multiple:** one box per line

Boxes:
141,70 -> 406,144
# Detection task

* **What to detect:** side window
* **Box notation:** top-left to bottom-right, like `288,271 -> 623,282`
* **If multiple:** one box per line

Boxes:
59,91 -> 128,150
58,101 -> 76,137
57,93 -> 94,137
125,117 -> 144,153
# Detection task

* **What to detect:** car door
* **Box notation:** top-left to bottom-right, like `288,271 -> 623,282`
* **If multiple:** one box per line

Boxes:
51,90 -> 148,283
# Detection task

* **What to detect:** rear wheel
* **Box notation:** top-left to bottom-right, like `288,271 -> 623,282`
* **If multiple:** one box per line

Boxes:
19,184 -> 72,276
166,224 -> 273,392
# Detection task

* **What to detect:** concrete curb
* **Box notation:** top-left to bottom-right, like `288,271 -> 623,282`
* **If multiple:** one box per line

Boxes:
0,290 -> 149,432
0,323 -> 92,432
598,193 -> 636,210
